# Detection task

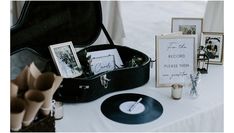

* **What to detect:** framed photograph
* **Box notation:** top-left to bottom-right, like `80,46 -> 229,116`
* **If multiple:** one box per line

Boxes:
156,35 -> 196,87
201,32 -> 224,64
171,18 -> 203,44
49,41 -> 83,78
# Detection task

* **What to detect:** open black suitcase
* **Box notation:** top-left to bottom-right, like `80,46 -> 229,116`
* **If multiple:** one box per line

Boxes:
11,1 -> 151,103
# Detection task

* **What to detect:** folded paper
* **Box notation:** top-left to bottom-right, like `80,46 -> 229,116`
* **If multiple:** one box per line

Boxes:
27,62 -> 42,90
12,66 -> 28,91
52,74 -> 63,94
11,82 -> 18,98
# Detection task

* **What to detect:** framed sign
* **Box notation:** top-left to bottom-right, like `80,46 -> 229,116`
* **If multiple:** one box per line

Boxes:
156,35 -> 196,87
201,32 -> 224,64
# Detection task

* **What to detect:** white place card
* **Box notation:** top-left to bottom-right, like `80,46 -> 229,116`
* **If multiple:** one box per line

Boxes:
90,55 -> 115,75
87,49 -> 123,75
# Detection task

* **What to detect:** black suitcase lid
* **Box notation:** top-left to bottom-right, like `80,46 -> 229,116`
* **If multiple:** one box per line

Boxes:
11,1 -> 104,56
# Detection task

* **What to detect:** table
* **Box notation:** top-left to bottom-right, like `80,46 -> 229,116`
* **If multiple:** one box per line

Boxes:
56,64 -> 223,132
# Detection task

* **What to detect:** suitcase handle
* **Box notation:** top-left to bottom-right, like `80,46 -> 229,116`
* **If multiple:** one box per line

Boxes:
101,23 -> 115,45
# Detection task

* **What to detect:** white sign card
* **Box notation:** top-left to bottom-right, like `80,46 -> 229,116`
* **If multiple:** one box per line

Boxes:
87,49 -> 123,75
156,35 -> 196,87
90,55 -> 115,75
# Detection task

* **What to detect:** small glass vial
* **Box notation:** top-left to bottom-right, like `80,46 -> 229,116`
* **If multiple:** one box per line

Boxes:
54,101 -> 63,120
171,84 -> 183,100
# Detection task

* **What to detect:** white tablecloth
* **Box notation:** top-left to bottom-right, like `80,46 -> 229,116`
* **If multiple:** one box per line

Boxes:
56,64 -> 223,132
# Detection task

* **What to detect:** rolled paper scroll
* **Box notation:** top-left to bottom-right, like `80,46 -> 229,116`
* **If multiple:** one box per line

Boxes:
35,73 -> 63,116
11,98 -> 25,131
23,90 -> 45,126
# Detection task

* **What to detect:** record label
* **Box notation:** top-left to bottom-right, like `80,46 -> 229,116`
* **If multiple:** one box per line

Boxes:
101,93 -> 163,124
119,101 -> 145,114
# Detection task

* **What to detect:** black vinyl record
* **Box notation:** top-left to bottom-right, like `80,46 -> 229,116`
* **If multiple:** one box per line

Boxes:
101,93 -> 163,124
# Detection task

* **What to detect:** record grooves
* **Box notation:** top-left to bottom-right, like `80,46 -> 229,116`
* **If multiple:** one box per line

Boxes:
101,93 -> 163,124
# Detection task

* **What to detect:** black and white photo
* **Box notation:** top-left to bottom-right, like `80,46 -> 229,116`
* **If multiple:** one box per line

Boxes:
172,18 -> 203,44
201,32 -> 224,64
179,25 -> 196,34
49,41 -> 82,78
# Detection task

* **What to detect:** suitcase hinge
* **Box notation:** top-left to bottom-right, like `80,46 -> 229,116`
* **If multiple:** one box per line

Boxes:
100,74 -> 111,89
150,58 -> 156,68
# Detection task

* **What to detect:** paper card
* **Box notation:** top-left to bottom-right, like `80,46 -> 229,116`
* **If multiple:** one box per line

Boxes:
90,55 -> 115,75
87,49 -> 123,68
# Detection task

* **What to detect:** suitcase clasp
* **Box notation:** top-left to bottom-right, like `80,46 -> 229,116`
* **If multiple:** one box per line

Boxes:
100,74 -> 111,88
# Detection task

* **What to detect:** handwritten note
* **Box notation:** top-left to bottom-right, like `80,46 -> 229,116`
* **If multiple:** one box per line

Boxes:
87,49 -> 123,75
156,35 -> 196,87
87,49 -> 123,68
90,55 -> 115,75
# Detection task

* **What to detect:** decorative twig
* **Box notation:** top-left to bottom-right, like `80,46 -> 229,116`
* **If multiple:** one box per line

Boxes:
190,72 -> 201,98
